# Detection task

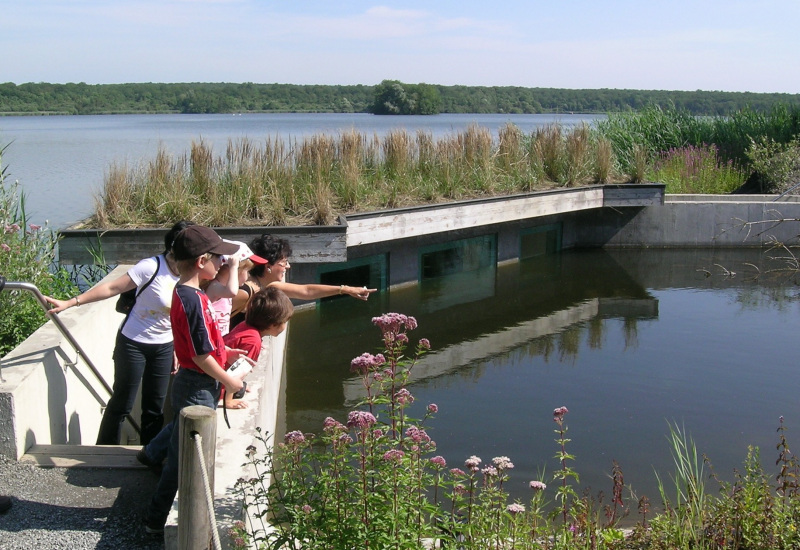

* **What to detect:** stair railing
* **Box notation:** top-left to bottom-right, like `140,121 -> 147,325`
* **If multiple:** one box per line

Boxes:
0,275 -> 141,434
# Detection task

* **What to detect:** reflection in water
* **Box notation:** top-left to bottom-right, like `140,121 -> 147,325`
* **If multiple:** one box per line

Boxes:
284,248 -> 800,507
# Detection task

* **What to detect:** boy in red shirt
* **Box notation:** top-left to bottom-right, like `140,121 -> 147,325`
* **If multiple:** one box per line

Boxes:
143,225 -> 245,535
222,286 -> 294,409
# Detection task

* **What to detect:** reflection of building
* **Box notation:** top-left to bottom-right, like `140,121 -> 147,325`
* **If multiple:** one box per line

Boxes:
285,247 -> 661,435
341,297 -> 658,405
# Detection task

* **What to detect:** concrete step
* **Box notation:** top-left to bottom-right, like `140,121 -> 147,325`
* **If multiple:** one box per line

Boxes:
19,444 -> 147,469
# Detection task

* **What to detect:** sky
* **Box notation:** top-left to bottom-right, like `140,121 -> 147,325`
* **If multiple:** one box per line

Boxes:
2,0 -> 799,94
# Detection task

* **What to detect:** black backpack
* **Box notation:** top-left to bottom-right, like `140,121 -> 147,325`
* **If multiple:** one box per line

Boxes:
115,256 -> 161,314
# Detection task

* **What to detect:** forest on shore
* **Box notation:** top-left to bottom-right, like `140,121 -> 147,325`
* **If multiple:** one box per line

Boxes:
1,80 -> 798,116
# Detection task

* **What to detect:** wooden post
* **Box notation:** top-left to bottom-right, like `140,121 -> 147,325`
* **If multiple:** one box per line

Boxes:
177,405 -> 217,550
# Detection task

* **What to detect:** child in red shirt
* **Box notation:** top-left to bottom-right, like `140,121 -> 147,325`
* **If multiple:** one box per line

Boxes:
222,287 -> 294,409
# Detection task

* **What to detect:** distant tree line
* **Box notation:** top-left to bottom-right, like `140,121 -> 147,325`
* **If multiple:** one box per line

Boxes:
0,80 -> 798,116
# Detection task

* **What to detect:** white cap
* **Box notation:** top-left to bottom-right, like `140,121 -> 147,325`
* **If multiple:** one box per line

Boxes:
221,240 -> 268,265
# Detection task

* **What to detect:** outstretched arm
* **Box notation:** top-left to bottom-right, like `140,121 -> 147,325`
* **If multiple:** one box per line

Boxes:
44,273 -> 136,313
268,282 -> 376,301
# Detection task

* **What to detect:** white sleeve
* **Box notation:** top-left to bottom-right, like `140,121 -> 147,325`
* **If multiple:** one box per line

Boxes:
126,256 -> 159,288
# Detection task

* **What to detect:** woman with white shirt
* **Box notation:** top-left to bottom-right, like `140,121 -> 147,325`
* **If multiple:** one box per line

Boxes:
44,220 -> 193,445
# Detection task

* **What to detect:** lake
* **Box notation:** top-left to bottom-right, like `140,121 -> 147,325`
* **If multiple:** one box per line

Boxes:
284,247 -> 800,509
0,113 -> 603,230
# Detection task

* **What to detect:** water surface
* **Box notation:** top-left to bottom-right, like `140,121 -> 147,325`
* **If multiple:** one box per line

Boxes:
284,248 -> 800,508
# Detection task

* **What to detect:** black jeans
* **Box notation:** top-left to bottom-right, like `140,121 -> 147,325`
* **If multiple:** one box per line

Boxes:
96,331 -> 173,445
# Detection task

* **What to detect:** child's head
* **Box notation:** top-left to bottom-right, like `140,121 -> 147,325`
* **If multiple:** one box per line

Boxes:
246,286 -> 294,334
222,240 -> 268,284
173,226 -> 239,277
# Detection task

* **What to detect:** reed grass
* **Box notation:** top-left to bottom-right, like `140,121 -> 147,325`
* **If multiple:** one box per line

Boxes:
92,105 -> 799,228
596,103 -> 800,177
94,123 -> 611,227
593,137 -> 614,184
92,123 -> 624,227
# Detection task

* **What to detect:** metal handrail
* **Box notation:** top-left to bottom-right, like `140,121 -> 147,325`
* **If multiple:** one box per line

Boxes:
0,275 -> 141,434
773,181 -> 800,201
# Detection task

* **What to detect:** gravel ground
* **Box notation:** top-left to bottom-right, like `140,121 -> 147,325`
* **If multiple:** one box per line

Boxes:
0,455 -> 163,550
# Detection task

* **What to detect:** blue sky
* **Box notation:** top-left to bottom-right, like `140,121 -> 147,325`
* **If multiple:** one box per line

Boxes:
3,0 -> 798,93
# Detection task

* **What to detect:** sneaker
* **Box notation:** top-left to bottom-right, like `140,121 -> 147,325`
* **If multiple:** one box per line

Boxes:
0,495 -> 11,514
143,517 -> 164,535
136,448 -> 163,475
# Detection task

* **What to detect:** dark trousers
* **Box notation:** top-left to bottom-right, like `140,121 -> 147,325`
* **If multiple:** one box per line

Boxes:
96,331 -> 173,445
145,368 -> 220,528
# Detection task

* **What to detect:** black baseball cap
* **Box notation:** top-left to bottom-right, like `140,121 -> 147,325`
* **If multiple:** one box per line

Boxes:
172,226 -> 239,261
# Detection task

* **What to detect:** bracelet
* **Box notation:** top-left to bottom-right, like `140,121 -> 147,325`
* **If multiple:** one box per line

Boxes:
74,296 -> 81,306
339,285 -> 344,294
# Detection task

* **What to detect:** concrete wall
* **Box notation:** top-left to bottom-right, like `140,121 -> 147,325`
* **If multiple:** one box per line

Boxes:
0,266 -> 129,459
578,196 -> 800,248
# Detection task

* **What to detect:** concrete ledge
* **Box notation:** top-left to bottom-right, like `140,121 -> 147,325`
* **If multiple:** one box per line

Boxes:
603,196 -> 800,247
59,226 -> 347,265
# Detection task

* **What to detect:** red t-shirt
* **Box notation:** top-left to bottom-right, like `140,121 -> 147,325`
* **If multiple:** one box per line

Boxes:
171,284 -> 227,374
223,321 -> 263,362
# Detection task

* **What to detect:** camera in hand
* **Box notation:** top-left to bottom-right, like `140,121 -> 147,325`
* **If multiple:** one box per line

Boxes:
228,357 -> 252,376
233,381 -> 247,399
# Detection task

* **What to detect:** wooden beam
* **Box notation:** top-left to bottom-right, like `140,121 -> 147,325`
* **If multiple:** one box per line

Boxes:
58,225 -> 348,265
345,188 -> 605,247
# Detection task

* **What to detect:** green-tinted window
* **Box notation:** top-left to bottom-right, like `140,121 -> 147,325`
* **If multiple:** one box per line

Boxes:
318,254 -> 387,301
420,235 -> 496,280
520,223 -> 561,260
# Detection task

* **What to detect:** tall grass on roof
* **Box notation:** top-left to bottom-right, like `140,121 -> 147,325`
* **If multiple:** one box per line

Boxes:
92,124 -> 625,228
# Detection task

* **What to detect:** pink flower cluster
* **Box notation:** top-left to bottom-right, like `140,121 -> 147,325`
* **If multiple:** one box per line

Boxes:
507,503 -> 525,514
383,449 -> 405,462
429,455 -> 446,468
492,456 -> 514,470
405,426 -> 431,444
347,410 -> 377,430
323,417 -> 347,436
350,352 -> 386,375
394,388 -> 414,406
553,406 -> 569,423
529,480 -> 547,491
465,455 -> 482,472
372,313 -> 418,336
284,430 -> 306,447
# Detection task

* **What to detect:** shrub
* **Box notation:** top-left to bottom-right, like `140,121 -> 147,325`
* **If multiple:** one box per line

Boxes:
745,136 -> 800,194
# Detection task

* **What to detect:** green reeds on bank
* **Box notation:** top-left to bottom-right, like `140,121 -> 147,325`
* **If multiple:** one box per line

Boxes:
92,124 -> 625,228
595,103 -> 800,180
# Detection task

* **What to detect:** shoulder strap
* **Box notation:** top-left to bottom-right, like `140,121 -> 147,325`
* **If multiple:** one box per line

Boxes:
119,256 -> 161,331
135,255 -> 161,298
